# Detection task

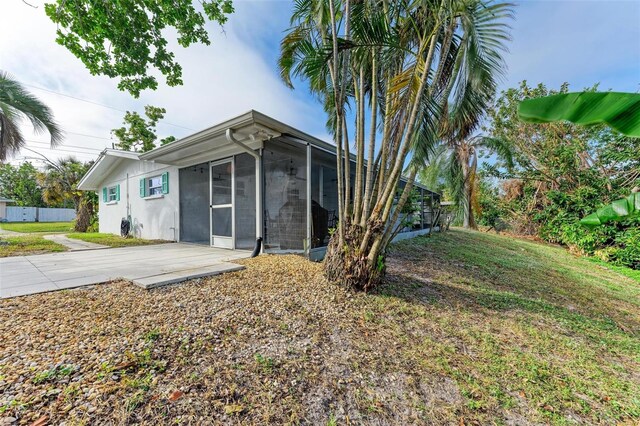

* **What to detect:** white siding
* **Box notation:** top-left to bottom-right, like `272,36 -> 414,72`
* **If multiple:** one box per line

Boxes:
97,159 -> 180,241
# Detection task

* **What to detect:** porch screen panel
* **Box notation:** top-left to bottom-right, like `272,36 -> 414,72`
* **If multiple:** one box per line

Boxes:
179,162 -> 210,244
310,147 -> 338,248
234,153 -> 256,250
263,139 -> 307,251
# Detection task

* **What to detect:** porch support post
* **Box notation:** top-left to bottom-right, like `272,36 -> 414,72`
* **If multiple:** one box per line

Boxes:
421,188 -> 424,230
306,142 -> 312,255
226,128 -> 264,247
256,149 -> 263,241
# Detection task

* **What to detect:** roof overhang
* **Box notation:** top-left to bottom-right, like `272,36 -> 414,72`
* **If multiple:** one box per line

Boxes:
76,110 -> 440,196
140,110 -> 292,166
77,149 -> 140,191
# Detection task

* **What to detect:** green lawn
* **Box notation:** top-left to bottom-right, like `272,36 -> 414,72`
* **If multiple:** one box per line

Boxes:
66,233 -> 168,248
0,235 -> 67,257
379,229 -> 640,423
0,221 -> 74,233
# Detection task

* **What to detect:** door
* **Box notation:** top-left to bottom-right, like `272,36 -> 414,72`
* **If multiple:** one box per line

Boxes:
210,159 -> 234,248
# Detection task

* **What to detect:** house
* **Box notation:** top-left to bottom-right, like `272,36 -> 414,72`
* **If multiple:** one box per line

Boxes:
78,111 -> 440,259
0,197 -> 15,222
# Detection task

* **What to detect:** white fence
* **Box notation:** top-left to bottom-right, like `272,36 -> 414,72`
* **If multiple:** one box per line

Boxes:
4,207 -> 76,222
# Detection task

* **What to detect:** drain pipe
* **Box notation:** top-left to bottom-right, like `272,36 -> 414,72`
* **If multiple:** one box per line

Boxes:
226,129 -> 263,257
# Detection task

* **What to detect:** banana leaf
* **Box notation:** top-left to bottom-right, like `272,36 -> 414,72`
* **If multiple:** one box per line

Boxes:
518,92 -> 640,137
580,193 -> 640,228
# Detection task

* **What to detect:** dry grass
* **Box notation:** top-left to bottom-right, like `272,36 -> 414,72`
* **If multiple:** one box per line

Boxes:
0,229 -> 638,425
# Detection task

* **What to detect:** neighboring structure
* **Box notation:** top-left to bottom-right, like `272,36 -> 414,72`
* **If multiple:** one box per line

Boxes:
78,111 -> 440,258
0,197 -> 15,221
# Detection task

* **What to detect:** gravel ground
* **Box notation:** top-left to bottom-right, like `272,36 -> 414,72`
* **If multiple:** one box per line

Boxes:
0,255 -> 464,425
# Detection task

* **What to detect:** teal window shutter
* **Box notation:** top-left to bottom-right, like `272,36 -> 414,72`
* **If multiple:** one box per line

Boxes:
116,184 -> 120,201
102,187 -> 107,202
162,172 -> 169,194
140,178 -> 146,198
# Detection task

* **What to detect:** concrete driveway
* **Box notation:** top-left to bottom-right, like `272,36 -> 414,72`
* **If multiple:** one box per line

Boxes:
0,243 -> 251,299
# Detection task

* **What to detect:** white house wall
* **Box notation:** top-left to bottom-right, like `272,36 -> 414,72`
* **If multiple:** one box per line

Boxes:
97,159 -> 180,241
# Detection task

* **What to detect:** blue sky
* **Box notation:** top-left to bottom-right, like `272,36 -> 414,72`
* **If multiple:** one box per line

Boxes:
1,0 -> 639,163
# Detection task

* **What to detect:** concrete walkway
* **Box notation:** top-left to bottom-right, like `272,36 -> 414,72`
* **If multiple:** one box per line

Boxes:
0,243 -> 250,298
43,234 -> 108,251
0,228 -> 23,236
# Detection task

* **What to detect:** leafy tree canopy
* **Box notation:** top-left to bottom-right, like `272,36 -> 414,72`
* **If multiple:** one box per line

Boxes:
0,162 -> 45,207
112,106 -> 175,153
483,81 -> 640,269
45,0 -> 234,97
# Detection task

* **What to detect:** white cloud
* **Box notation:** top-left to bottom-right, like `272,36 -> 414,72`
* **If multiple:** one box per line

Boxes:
0,0 -> 326,165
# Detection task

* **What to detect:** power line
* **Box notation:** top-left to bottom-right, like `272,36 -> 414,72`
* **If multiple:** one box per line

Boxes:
26,138 -> 107,151
22,143 -> 104,157
21,81 -> 197,131
25,140 -> 106,153
65,131 -> 112,141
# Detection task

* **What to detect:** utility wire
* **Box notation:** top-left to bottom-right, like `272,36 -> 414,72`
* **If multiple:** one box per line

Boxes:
25,140 -> 106,153
65,131 -> 112,141
21,81 -> 197,131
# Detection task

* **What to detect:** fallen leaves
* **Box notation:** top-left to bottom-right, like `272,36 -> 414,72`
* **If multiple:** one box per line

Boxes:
168,390 -> 184,402
29,415 -> 48,426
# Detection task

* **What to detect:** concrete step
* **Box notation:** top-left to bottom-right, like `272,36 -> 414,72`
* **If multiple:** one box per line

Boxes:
132,262 -> 245,289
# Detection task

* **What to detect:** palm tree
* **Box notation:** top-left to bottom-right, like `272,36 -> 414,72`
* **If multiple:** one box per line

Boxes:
37,156 -> 96,232
280,0 -> 513,290
422,136 -> 513,229
0,71 -> 63,161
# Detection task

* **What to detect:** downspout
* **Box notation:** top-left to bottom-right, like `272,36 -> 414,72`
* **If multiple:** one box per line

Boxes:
226,129 -> 263,256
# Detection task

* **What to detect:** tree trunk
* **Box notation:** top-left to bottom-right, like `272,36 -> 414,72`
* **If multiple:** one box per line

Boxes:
324,218 -> 386,292
74,197 -> 94,232
461,160 -> 471,229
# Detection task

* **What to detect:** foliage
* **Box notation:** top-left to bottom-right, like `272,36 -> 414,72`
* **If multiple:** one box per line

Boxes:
44,0 -> 234,97
485,81 -> 640,268
0,71 -> 63,161
475,176 -> 507,232
420,136 -> 513,229
519,91 -> 640,138
280,0 -> 512,290
581,192 -> 640,227
0,162 -> 45,207
112,106 -> 175,153
36,157 -> 97,232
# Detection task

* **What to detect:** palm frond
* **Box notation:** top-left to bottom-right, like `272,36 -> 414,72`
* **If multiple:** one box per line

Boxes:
0,71 -> 63,160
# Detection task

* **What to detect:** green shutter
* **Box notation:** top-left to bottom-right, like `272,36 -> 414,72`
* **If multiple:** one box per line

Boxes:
116,184 -> 120,201
139,178 -> 146,198
102,187 -> 107,203
162,172 -> 169,194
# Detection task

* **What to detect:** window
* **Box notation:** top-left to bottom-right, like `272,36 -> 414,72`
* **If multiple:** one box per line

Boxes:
140,172 -> 169,197
102,184 -> 120,203
107,186 -> 118,202
148,175 -> 163,196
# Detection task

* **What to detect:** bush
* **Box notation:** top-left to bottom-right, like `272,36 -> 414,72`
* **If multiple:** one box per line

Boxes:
596,227 -> 640,269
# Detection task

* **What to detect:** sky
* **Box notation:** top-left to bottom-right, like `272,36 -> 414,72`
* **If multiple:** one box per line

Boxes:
1,0 -> 639,166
